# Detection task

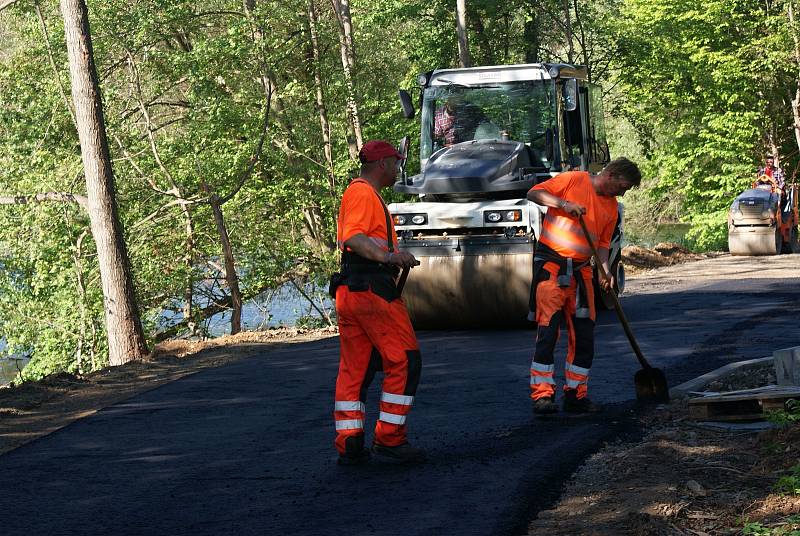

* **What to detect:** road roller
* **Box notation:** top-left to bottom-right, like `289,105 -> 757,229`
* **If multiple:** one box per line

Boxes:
390,63 -> 625,328
728,175 -> 799,256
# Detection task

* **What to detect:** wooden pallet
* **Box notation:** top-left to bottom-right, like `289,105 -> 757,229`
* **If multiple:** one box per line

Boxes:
688,385 -> 800,422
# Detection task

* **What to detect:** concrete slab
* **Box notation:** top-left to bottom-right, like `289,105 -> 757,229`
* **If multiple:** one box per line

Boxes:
774,346 -> 800,386
670,356 -> 773,398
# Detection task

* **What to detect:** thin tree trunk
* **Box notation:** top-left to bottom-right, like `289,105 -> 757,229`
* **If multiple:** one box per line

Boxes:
456,0 -> 472,67
562,0 -> 575,63
572,0 -> 589,78
73,230 -> 88,373
203,185 -> 242,335
331,0 -> 363,158
60,0 -> 148,366
307,0 -> 336,195
523,9 -> 539,63
182,206 -> 196,335
789,2 -> 800,156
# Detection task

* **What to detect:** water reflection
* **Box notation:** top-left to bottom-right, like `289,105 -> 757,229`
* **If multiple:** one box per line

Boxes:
0,283 -> 333,386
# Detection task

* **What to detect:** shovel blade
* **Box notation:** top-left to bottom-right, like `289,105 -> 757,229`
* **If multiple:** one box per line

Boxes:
634,367 -> 670,404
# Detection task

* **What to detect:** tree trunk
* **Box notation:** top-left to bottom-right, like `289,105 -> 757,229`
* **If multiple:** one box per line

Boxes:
205,189 -> 242,335
181,205 -> 196,335
572,0 -> 589,79
307,0 -> 336,195
331,0 -> 363,158
523,10 -> 539,63
456,0 -> 472,67
60,0 -> 148,366
562,0 -> 575,64
789,2 -> 800,156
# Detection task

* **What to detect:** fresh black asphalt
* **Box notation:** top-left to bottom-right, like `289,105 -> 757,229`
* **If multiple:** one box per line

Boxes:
1,277 -> 799,535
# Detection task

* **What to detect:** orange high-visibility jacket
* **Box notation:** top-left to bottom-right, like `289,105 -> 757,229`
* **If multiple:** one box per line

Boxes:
337,178 -> 398,254
530,171 -> 618,261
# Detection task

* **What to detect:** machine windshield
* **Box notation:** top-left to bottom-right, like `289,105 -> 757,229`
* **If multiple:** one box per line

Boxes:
419,80 -> 555,166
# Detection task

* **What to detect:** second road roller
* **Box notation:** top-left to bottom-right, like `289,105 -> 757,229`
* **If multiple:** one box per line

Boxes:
728,174 -> 799,256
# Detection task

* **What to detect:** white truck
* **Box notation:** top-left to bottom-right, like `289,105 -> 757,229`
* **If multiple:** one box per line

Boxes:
390,63 -> 624,328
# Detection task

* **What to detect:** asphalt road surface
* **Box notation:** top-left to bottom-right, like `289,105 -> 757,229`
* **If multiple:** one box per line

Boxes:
1,255 -> 799,536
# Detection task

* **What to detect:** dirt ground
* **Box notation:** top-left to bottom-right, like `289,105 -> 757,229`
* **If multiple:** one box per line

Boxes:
621,242 -> 716,275
1,245 -> 799,535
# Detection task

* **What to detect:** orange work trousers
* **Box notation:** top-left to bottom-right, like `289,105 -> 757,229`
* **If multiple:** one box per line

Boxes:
333,285 -> 421,456
530,262 -> 596,401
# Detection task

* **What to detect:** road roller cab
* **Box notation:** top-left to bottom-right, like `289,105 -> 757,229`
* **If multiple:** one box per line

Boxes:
390,63 -> 624,328
728,178 -> 799,255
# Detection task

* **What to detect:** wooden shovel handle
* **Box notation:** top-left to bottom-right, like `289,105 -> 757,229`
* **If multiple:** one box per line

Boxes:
397,266 -> 410,294
577,215 -> 652,370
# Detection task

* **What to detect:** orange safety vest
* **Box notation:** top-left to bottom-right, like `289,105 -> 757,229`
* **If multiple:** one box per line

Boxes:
337,178 -> 398,254
530,171 -> 618,261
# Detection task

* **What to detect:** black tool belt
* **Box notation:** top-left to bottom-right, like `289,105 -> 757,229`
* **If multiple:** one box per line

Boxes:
329,251 -> 400,302
527,242 -> 591,322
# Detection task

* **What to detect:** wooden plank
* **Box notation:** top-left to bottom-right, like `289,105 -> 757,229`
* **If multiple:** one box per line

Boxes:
688,385 -> 800,403
688,391 -> 800,422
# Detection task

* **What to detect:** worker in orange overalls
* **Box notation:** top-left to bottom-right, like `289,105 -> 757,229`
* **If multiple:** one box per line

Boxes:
527,158 -> 641,414
330,140 -> 425,465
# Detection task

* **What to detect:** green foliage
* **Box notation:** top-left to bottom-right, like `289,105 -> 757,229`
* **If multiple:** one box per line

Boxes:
611,0 -> 798,246
767,399 -> 800,426
776,464 -> 800,496
1,0 -> 792,379
742,515 -> 800,535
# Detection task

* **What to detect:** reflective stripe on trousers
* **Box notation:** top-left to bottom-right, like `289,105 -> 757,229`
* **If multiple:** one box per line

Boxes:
333,285 -> 422,455
530,262 -> 595,401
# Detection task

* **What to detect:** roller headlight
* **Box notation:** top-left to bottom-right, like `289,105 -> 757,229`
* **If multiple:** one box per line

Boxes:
485,210 -> 522,223
393,213 -> 427,226
417,73 -> 428,86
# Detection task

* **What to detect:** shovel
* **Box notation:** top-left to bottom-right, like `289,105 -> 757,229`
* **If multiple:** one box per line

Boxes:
578,214 -> 670,404
396,260 -> 421,295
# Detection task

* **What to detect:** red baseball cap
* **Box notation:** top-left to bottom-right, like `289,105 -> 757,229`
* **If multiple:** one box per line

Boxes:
359,140 -> 405,163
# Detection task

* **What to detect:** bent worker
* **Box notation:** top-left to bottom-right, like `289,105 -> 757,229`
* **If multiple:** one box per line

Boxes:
527,158 -> 641,414
331,140 -> 425,465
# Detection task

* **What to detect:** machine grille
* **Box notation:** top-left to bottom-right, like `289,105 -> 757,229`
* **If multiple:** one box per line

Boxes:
739,202 -> 763,217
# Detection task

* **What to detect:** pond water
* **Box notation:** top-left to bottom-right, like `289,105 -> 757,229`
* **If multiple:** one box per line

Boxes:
198,283 -> 333,337
0,282 -> 333,387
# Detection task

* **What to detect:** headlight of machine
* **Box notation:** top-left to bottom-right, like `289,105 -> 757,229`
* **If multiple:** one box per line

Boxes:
484,210 -> 522,223
393,213 -> 427,226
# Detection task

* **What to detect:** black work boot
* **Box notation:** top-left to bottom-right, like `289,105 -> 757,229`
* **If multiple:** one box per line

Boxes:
371,442 -> 426,464
562,390 -> 601,414
337,435 -> 370,466
533,395 -> 558,415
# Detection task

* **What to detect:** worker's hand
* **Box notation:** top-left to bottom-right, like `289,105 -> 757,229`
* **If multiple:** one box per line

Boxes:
599,273 -> 614,292
387,251 -> 420,269
561,200 -> 586,218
